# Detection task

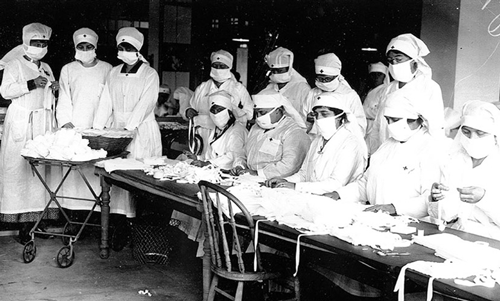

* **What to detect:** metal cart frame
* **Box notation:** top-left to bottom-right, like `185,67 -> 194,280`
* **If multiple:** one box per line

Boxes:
22,152 -> 127,268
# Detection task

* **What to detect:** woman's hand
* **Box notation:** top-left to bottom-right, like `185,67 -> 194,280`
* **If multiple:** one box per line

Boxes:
275,181 -> 295,189
431,182 -> 449,201
364,204 -> 396,215
51,81 -> 59,92
265,177 -> 286,188
457,186 -> 485,204
62,122 -> 75,129
323,191 -> 340,200
185,108 -> 198,119
230,166 -> 244,176
34,76 -> 48,88
190,160 -> 210,167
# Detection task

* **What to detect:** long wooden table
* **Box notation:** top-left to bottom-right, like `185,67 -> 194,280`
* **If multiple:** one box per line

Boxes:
95,168 -> 500,301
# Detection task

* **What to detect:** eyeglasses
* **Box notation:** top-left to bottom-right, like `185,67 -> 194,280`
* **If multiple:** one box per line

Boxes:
315,75 -> 338,83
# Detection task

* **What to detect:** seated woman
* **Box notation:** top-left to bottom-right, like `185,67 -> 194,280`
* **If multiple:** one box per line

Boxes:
326,89 -> 446,219
429,100 -> 500,240
265,92 -> 367,195
190,91 -> 247,170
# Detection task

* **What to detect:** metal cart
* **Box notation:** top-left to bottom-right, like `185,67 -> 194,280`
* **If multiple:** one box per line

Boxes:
22,152 -> 127,268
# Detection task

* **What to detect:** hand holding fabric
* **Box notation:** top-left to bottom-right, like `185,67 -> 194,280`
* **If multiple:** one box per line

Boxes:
190,160 -> 211,167
364,204 -> 396,215
275,181 -> 295,189
62,122 -> 75,129
265,177 -> 286,188
34,75 -> 48,88
50,81 -> 59,92
323,191 -> 341,200
431,182 -> 449,201
457,186 -> 485,204
185,108 -> 198,119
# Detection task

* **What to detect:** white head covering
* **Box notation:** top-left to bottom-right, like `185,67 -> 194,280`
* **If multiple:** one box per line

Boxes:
461,100 -> 500,136
369,62 -> 387,74
386,33 -> 431,76
384,90 -> 421,120
210,50 -> 233,68
265,47 -> 293,68
314,53 -> 341,76
252,89 -> 305,128
22,23 -> 52,45
159,84 -> 170,94
73,28 -> 98,47
116,27 -> 144,51
0,23 -> 51,70
209,90 -> 233,110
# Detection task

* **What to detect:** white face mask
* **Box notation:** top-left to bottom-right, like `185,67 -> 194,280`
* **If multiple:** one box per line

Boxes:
270,72 -> 291,84
315,115 -> 339,140
256,107 -> 279,129
460,132 -> 497,159
24,45 -> 48,61
210,109 -> 230,129
210,68 -> 231,82
117,51 -> 139,65
387,118 -> 420,142
389,59 -> 416,83
75,49 -> 97,65
315,77 -> 340,92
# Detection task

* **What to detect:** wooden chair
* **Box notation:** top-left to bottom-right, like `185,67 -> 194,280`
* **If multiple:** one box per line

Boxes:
198,180 -> 299,301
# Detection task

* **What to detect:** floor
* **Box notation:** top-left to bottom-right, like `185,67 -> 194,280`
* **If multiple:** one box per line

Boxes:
0,225 -> 203,301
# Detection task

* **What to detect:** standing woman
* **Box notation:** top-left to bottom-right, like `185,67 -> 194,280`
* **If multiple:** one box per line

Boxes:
93,27 -> 161,217
56,28 -> 112,213
0,23 -> 59,243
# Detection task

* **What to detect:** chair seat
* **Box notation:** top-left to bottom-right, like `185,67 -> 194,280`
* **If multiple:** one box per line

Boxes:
211,252 -> 294,282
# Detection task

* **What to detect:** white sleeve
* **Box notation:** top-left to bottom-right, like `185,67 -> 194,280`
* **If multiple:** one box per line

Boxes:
125,69 -> 159,130
0,60 -> 30,100
56,65 -> 73,127
92,78 -> 113,129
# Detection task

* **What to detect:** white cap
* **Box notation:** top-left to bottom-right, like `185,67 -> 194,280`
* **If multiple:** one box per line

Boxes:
265,47 -> 294,68
312,92 -> 349,112
159,84 -> 170,94
461,100 -> 500,135
211,50 -> 233,68
116,27 -> 144,51
209,90 -> 233,110
386,33 -> 429,59
314,53 -> 341,76
368,62 -> 387,74
384,90 -> 420,120
73,28 -> 98,47
22,23 -> 51,45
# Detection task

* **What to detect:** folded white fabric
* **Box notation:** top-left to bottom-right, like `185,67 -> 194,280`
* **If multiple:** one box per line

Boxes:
100,158 -> 149,173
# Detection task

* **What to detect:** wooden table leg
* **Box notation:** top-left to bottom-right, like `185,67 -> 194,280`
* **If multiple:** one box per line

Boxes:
99,176 -> 111,259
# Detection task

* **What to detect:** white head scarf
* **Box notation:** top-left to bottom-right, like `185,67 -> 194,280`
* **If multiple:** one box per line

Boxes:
384,90 -> 421,120
312,92 -> 367,157
116,27 -> 147,63
314,53 -> 341,76
444,107 -> 462,135
211,50 -> 233,68
252,89 -> 305,128
0,23 -> 52,70
73,28 -> 98,47
209,90 -> 233,110
386,33 -> 431,76
265,47 -> 293,68
369,62 -> 390,85
461,100 -> 500,136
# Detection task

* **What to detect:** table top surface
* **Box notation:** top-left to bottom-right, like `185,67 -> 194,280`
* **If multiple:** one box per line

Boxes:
96,168 -> 500,301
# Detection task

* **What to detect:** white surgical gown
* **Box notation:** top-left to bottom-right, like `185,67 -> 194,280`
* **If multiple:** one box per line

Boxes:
93,62 -> 162,217
264,68 -> 311,121
201,122 -> 248,170
362,84 -> 386,134
187,78 -> 253,148
0,58 -> 56,221
56,60 -> 112,212
339,129 -> 445,218
286,125 -> 367,195
428,142 -> 500,240
365,72 -> 444,155
302,85 -> 367,135
236,117 -> 311,179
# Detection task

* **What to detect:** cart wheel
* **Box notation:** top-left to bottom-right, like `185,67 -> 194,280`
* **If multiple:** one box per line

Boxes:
22,241 -> 36,263
56,246 -> 75,268
61,223 -> 78,245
